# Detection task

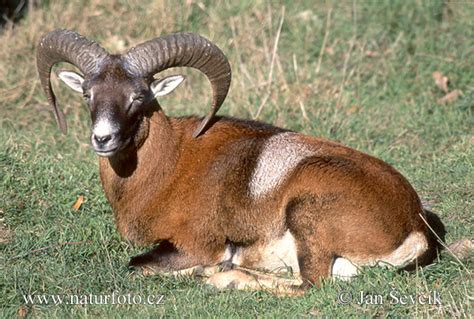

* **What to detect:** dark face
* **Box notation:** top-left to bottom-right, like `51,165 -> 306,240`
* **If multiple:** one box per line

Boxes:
81,61 -> 152,157
58,56 -> 185,157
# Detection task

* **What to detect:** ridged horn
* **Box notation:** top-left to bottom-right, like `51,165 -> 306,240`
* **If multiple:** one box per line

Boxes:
123,32 -> 231,138
36,29 -> 108,134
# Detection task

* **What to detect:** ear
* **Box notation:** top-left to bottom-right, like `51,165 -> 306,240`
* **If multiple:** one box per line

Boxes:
57,71 -> 84,93
150,75 -> 185,98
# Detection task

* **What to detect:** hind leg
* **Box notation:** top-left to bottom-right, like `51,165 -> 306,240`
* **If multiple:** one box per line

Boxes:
294,242 -> 334,288
285,195 -> 337,288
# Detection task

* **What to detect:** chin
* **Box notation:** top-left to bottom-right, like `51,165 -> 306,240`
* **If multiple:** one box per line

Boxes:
95,149 -> 119,157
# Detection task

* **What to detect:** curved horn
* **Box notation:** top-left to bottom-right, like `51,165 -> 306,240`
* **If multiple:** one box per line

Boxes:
124,32 -> 231,138
36,29 -> 108,134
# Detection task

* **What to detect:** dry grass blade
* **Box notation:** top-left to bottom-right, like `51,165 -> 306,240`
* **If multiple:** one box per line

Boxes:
418,213 -> 471,273
316,8 -> 332,74
335,37 -> 355,109
254,6 -> 285,120
11,241 -> 92,259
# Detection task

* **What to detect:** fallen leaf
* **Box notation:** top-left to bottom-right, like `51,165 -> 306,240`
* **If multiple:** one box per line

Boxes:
72,195 -> 85,211
325,47 -> 334,55
346,105 -> 358,115
432,71 -> 449,93
437,89 -> 461,104
448,238 -> 474,260
365,50 -> 380,57
18,306 -> 28,317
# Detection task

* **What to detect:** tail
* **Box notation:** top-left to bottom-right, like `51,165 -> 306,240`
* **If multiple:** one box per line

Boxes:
404,208 -> 446,270
423,208 -> 446,258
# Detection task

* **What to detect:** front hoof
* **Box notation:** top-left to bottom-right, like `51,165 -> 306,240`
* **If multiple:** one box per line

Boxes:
137,265 -> 163,277
128,255 -> 166,277
129,262 -> 171,277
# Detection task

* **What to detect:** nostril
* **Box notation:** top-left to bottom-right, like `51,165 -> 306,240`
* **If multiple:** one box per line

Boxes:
94,134 -> 112,144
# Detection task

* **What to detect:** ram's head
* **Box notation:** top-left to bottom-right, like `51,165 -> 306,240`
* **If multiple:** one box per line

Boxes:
36,30 -> 231,156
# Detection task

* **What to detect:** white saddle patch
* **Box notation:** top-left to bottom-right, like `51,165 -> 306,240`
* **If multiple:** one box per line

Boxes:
249,132 -> 317,198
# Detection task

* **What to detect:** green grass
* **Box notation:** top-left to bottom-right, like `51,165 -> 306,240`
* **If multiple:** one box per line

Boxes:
1,1 -> 473,317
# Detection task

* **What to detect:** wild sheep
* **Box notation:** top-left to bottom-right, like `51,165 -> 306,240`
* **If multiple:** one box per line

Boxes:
36,29 -> 444,295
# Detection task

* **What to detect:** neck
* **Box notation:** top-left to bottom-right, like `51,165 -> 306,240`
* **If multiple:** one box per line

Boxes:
105,108 -> 178,175
99,109 -> 180,198
98,109 -> 180,243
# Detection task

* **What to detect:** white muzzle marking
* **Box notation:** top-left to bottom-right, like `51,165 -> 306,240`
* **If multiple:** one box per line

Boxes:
93,117 -> 117,139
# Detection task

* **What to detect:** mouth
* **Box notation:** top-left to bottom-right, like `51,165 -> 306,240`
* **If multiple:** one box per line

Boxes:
93,137 -> 131,157
95,146 -> 119,157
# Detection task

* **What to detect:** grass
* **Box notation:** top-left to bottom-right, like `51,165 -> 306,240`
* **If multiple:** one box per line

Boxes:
1,0 -> 473,317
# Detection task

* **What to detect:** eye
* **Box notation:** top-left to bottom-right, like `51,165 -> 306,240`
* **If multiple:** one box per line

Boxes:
133,96 -> 144,103
127,95 -> 145,113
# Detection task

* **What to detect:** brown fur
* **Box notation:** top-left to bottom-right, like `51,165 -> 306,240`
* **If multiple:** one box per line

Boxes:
98,105 -> 442,289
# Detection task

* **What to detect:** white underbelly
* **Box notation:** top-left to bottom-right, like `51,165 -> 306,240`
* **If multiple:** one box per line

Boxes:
222,231 -> 428,280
